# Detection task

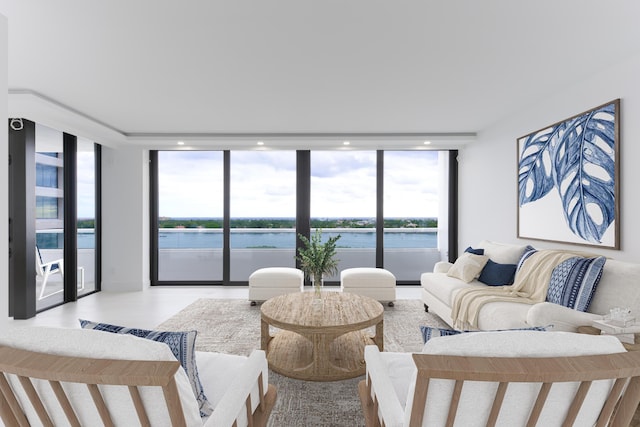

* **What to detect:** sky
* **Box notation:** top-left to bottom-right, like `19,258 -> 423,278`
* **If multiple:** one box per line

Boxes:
158,150 -> 442,218
77,147 -> 96,218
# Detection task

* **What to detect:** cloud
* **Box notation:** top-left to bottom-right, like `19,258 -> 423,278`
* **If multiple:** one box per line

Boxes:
159,151 -> 225,217
77,151 -> 96,218
157,150 -> 443,218
311,151 -> 376,178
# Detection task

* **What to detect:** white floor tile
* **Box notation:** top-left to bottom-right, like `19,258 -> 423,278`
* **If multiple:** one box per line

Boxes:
9,286 -> 421,329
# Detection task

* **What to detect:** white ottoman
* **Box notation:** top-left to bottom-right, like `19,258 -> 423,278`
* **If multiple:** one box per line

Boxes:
340,267 -> 396,306
248,267 -> 304,305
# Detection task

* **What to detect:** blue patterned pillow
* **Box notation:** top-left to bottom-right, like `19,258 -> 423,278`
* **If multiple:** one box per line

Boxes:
420,325 -> 548,344
546,256 -> 606,312
79,319 -> 212,418
515,246 -> 537,273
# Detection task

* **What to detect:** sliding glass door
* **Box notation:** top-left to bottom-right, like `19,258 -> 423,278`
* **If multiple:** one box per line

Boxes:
9,119 -> 102,319
77,137 -> 98,296
230,151 -> 296,281
34,124 -> 65,311
156,151 -> 224,281
383,151 -> 444,281
310,151 -> 377,280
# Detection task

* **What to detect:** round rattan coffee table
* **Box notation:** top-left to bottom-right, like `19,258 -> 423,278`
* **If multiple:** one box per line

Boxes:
260,291 -> 384,381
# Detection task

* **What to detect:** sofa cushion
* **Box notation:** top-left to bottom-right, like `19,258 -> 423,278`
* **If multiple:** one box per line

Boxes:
195,351 -> 247,408
410,331 -> 625,427
589,259 -> 640,315
477,240 -> 529,264
419,325 -> 547,344
422,329 -> 624,356
546,256 -> 606,312
446,252 -> 489,283
0,326 -> 202,426
474,300 -> 533,330
421,272 -> 484,306
478,259 -> 517,286
375,351 -> 416,411
79,319 -> 212,418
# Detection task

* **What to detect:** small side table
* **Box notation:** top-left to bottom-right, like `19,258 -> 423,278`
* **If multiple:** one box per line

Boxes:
577,325 -> 640,352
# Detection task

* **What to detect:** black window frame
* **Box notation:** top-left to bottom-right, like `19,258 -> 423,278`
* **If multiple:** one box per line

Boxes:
150,148 -> 458,286
8,119 -> 103,319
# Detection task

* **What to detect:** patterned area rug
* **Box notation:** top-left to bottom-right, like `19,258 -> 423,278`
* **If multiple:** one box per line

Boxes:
157,298 -> 448,427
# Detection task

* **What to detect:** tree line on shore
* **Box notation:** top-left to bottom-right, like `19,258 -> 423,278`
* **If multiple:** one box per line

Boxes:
155,217 -> 437,229
78,218 -> 437,229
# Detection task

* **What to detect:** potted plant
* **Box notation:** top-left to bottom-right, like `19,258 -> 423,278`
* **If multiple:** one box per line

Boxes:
296,229 -> 341,298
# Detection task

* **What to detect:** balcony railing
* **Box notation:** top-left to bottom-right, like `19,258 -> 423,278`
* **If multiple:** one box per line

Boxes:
158,228 -> 442,282
37,228 -> 445,284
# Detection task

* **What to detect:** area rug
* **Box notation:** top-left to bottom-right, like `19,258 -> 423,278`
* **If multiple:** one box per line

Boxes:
157,298 -> 448,427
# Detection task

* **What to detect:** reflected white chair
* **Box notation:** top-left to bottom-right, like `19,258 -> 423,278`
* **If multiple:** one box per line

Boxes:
36,246 -> 64,300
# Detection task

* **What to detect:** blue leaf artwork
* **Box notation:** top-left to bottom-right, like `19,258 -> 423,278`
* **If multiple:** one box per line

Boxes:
518,101 -> 617,244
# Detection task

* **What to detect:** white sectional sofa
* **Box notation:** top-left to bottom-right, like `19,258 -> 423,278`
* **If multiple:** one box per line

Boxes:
420,240 -> 640,331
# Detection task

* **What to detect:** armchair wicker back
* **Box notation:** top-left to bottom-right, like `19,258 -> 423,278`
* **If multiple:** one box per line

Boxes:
360,350 -> 640,427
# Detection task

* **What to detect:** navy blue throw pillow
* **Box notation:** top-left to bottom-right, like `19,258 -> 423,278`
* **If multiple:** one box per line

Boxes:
478,259 -> 517,286
464,246 -> 485,255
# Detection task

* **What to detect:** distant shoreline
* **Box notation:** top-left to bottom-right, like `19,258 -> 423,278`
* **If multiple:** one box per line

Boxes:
157,217 -> 438,230
159,227 -> 437,233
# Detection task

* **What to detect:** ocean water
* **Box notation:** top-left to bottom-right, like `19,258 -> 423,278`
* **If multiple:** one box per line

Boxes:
158,229 -> 437,249
48,229 -> 438,249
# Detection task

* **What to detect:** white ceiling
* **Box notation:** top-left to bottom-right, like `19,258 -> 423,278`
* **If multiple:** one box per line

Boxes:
1,0 -> 639,149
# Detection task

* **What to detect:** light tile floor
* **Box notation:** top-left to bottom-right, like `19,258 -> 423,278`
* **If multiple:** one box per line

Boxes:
8,286 -> 422,329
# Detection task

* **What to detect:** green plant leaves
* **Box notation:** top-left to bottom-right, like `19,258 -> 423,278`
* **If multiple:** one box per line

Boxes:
296,229 -> 341,279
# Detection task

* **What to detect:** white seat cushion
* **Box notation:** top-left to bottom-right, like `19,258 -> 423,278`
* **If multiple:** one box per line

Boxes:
195,351 -> 248,408
477,240 -> 529,264
474,300 -> 533,330
421,272 -> 483,305
248,267 -> 303,288
410,331 -> 625,427
341,268 -> 396,288
376,352 -> 416,408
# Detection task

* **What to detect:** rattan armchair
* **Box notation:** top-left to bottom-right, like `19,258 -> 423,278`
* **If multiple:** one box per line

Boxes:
359,331 -> 640,427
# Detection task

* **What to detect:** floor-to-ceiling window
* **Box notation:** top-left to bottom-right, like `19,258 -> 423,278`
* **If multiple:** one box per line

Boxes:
230,151 -> 297,281
77,137 -> 99,296
156,151 -> 224,281
310,151 -> 377,280
383,151 -> 444,281
34,124 -> 65,311
9,119 -> 102,319
151,148 -> 453,286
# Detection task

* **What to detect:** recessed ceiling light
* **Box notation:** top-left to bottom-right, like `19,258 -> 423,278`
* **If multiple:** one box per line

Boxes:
343,141 -> 350,145
177,141 -> 185,145
423,141 -> 432,145
257,141 -> 264,146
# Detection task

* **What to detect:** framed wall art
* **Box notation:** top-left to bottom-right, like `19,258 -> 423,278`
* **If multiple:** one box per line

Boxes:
517,99 -> 620,249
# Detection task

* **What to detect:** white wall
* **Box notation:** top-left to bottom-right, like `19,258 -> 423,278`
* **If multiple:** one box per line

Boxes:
459,52 -> 640,262
101,146 -> 150,291
0,14 -> 8,327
